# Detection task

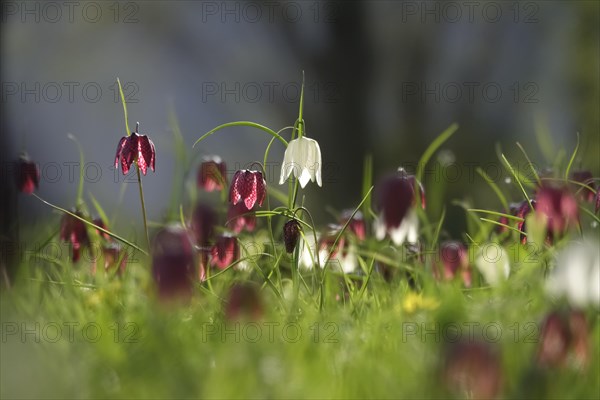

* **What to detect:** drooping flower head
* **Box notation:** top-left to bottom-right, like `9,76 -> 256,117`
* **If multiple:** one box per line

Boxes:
114,122 -> 156,175
102,242 -> 127,276
374,168 -> 425,245
227,202 -> 257,234
210,234 -> 239,270
198,155 -> 227,191
283,219 -> 302,254
229,169 -> 266,210
190,203 -> 217,247
443,341 -> 503,400
534,185 -> 579,238
318,225 -> 357,274
224,282 -> 264,321
93,217 -> 111,241
339,210 -> 366,241
433,241 -> 471,287
15,153 -> 40,194
59,211 -> 90,262
279,136 -> 322,188
152,225 -> 195,300
537,310 -> 590,370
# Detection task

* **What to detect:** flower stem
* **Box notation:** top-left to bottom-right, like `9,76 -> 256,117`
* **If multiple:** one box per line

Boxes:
136,167 -> 151,251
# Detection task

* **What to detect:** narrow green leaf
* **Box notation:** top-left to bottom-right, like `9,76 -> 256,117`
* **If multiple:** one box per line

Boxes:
193,121 -> 288,148
416,123 -> 459,182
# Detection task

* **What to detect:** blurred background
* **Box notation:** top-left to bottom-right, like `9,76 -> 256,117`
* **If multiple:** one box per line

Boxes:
2,0 -> 599,249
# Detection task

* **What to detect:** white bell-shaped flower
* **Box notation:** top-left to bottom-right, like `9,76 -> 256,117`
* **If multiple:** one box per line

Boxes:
474,243 -> 510,286
279,136 -> 322,188
546,239 -> 600,309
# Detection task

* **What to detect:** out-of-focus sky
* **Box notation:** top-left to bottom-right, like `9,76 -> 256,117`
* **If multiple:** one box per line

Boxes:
2,0 -> 599,234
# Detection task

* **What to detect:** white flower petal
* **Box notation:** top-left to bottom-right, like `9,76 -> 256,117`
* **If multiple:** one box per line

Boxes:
374,215 -> 386,240
298,168 -> 312,188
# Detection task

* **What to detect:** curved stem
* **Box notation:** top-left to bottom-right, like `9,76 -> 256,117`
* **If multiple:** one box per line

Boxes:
193,121 -> 288,148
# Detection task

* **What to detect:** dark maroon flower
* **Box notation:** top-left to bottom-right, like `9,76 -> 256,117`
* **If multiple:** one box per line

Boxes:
340,210 -> 366,241
283,219 -> 301,254
190,203 -> 217,247
225,282 -> 263,320
152,226 -> 195,300
93,217 -> 110,241
211,235 -> 239,269
433,241 -> 471,287
534,185 -> 579,237
374,169 -> 424,245
537,310 -> 590,370
229,169 -> 266,210
226,202 -> 257,234
198,155 -> 227,191
15,153 -> 40,194
571,170 -> 596,202
443,341 -> 503,400
60,211 -> 90,263
536,311 -> 570,368
114,122 -> 156,175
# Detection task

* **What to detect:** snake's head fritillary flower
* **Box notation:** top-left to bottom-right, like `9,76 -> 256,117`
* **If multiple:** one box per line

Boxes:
198,155 -> 227,191
571,170 -> 596,203
226,202 -> 257,234
114,123 -> 156,175
102,242 -> 127,276
534,185 -> 579,239
283,219 -> 302,254
152,225 -> 195,300
210,234 -> 239,270
279,136 -> 322,188
339,210 -> 366,241
433,241 -> 471,287
474,244 -> 510,286
229,169 -> 266,210
537,310 -> 590,370
443,341 -> 503,400
318,226 -> 357,274
224,282 -> 264,321
15,153 -> 40,194
59,211 -> 90,263
190,203 -> 217,247
546,239 -> 600,309
92,217 -> 110,241
515,200 -> 534,244
373,169 -> 424,246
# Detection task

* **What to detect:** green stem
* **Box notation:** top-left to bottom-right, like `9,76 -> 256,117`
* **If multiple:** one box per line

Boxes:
136,167 -> 151,251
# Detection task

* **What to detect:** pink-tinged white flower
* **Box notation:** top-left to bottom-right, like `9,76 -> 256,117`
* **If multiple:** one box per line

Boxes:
318,227 -> 357,274
226,202 -> 257,234
114,122 -> 156,175
474,243 -> 510,286
373,169 -> 424,246
15,153 -> 40,194
59,211 -> 90,263
229,169 -> 266,210
433,241 -> 471,287
198,155 -> 227,192
546,239 -> 600,309
210,235 -> 239,269
339,210 -> 366,241
279,136 -> 322,188
152,225 -> 195,300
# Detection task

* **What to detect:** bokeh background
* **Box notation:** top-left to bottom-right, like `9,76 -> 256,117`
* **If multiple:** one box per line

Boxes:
2,0 -> 599,250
